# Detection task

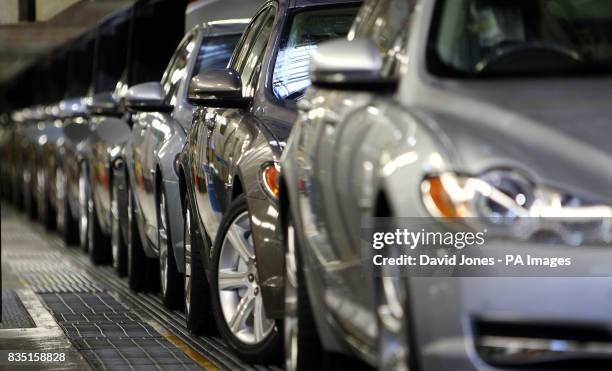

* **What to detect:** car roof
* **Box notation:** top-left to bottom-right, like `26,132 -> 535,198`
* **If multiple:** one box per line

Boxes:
290,0 -> 362,8
186,0 -> 265,33
204,20 -> 250,38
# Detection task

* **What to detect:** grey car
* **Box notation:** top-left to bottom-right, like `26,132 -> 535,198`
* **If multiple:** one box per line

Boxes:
123,21 -> 247,308
19,105 -> 53,220
86,76 -> 137,276
53,98 -> 90,245
3,108 -> 32,211
85,82 -> 132,270
281,0 -> 612,370
180,0 -> 359,362
28,103 -> 74,227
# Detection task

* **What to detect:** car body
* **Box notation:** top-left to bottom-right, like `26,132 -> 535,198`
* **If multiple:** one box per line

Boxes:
280,0 -> 612,370
179,0 -> 360,361
14,99 -> 87,230
52,97 -> 97,246
21,105 -> 63,222
124,20 -> 247,300
85,82 -> 132,265
47,98 -> 90,232
185,0 -> 264,32
0,112 -> 12,198
1,108 -> 30,208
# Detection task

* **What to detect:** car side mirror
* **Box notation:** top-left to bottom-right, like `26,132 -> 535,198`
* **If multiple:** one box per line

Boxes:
188,69 -> 251,108
86,92 -> 118,115
125,82 -> 172,112
310,38 -> 397,91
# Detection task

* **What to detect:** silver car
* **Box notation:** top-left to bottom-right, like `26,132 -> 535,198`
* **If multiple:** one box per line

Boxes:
123,21 -> 246,307
281,0 -> 612,370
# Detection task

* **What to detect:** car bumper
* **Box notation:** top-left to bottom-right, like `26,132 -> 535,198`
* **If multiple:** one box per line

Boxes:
410,243 -> 612,370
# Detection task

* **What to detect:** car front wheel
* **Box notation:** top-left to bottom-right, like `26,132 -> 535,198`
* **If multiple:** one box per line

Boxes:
159,188 -> 183,309
88,176 -> 111,264
78,163 -> 89,251
127,189 -> 157,292
184,196 -> 214,334
111,173 -> 128,276
211,194 -> 280,363
56,167 -> 78,244
284,212 -> 327,371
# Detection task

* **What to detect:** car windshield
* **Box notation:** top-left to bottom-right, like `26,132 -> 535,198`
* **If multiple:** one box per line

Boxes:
428,0 -> 612,77
193,34 -> 241,77
272,6 -> 359,100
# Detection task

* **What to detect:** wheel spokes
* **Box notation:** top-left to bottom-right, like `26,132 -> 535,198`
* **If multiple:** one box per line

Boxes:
254,295 -> 266,342
226,223 -> 254,262
218,269 -> 249,290
219,211 -> 274,344
229,294 -> 255,333
184,208 -> 192,314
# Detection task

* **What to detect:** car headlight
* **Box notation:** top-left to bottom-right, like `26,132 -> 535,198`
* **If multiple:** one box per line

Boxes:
421,170 -> 612,246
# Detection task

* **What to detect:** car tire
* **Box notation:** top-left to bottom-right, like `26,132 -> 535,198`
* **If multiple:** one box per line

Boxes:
78,163 -> 89,252
127,189 -> 156,292
13,177 -> 23,210
210,194 -> 280,363
88,183 -> 111,265
56,167 -> 78,245
111,174 -> 128,276
284,211 -> 373,371
284,212 -> 328,371
184,196 -> 215,335
39,168 -> 56,231
158,187 -> 183,309
26,167 -> 37,220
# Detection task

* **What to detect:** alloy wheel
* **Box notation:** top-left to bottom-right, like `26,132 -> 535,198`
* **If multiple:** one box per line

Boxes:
78,164 -> 88,250
127,190 -> 133,266
377,244 -> 409,371
184,205 -> 193,317
159,192 -> 170,297
218,211 -> 274,345
284,220 -> 299,371
111,180 -> 120,270
56,168 -> 65,231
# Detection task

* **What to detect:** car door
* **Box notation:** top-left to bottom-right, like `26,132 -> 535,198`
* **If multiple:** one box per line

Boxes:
194,6 -> 276,242
131,33 -> 195,246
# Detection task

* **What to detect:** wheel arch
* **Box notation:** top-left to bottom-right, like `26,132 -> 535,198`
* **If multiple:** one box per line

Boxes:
231,173 -> 244,202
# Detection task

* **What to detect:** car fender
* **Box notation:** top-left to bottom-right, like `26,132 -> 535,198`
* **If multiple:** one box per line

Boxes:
156,126 -> 187,272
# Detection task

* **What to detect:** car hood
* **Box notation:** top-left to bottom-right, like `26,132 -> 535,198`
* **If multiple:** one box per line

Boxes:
416,77 -> 612,203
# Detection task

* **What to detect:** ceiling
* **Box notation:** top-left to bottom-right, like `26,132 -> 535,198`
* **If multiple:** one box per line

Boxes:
0,0 -> 134,83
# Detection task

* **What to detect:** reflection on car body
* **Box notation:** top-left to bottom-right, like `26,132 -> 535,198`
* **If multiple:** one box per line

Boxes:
281,0 -> 612,370
124,21 -> 247,311
180,0 -> 359,362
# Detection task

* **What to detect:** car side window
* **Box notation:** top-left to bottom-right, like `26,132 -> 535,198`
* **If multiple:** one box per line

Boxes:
161,33 -> 196,106
230,7 -> 275,97
231,11 -> 268,72
351,0 -> 413,78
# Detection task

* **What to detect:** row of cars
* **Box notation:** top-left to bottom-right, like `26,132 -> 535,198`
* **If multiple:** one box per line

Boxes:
3,0 -> 612,370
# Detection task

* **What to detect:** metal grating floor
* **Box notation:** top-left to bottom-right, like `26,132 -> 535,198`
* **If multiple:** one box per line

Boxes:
1,210 -> 205,370
2,206 -> 280,371
39,292 -> 202,370
0,289 -> 36,329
